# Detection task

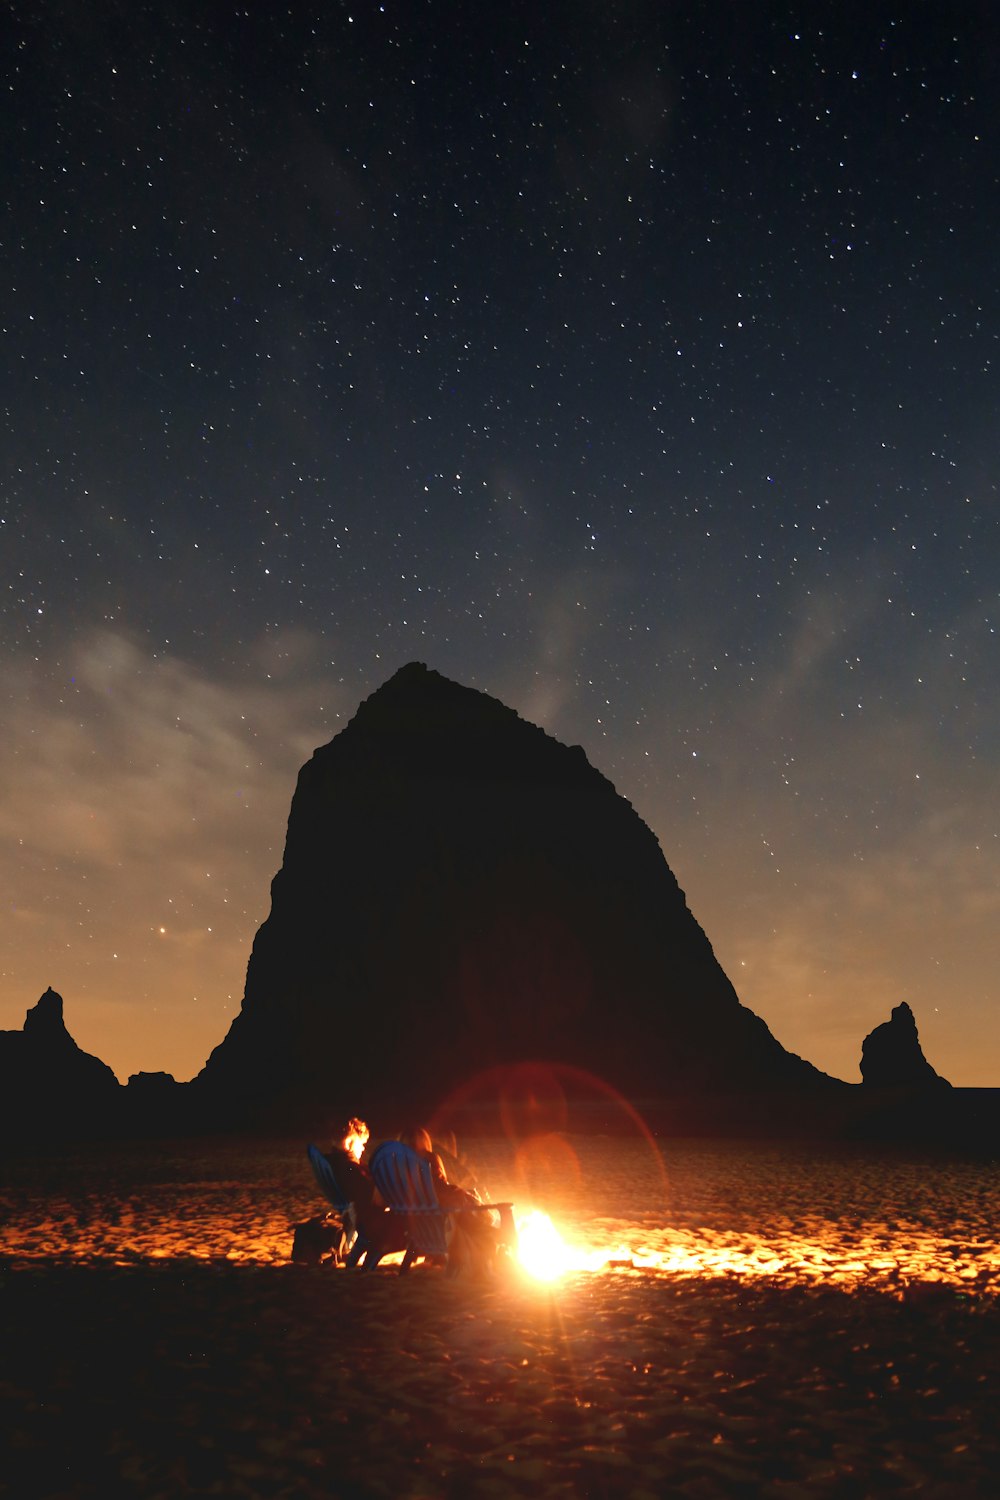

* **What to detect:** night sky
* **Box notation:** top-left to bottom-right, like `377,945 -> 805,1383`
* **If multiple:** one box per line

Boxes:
4,2 -> 999,1088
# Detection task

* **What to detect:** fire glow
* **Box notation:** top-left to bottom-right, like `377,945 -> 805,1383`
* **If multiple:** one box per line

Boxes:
515,1210 -> 635,1280
516,1210 -> 571,1280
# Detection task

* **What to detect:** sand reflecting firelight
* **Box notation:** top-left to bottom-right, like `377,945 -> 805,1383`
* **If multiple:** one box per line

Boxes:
3,1136 -> 998,1299
510,1208 -> 1000,1292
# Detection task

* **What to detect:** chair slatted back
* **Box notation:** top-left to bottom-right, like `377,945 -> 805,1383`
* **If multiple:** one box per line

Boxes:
307,1143 -> 351,1214
370,1141 -> 451,1258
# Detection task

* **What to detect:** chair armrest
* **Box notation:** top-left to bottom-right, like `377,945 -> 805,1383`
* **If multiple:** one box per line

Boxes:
465,1201 -> 516,1246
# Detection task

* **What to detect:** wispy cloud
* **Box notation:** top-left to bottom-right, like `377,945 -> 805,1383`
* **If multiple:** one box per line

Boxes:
602,554 -> 1000,1086
0,628 -> 349,1081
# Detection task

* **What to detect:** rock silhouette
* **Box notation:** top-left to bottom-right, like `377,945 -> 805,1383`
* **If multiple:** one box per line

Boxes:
0,987 -> 121,1136
6,667 -> 993,1145
860,1001 -> 951,1089
194,662 -> 837,1128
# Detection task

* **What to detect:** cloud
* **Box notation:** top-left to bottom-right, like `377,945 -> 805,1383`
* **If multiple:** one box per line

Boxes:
606,554 -> 1000,1087
516,561 -> 632,733
0,627 -> 352,1081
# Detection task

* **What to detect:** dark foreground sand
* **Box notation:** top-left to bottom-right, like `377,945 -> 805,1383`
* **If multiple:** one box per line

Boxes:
3,1136 -> 999,1497
3,1257 -> 998,1499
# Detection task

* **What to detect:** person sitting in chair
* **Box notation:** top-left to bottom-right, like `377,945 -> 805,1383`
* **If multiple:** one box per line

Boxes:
326,1117 -> 404,1265
401,1126 -> 498,1274
399,1127 -> 481,1208
325,1117 -> 374,1201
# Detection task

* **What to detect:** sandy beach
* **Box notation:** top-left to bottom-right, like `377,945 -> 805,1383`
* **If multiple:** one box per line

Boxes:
3,1136 -> 999,1497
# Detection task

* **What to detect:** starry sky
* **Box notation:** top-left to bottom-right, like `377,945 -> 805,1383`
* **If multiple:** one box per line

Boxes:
4,1 -> 999,1088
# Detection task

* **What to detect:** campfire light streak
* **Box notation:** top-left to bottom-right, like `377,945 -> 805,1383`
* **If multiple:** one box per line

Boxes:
5,1136 -> 999,1294
510,1213 -> 1000,1291
8,1217 -> 1000,1293
8,1199 -> 1000,1293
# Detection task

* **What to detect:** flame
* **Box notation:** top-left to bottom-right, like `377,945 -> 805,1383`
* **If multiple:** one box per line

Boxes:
517,1210 -> 570,1280
516,1210 -> 635,1281
344,1132 -> 367,1163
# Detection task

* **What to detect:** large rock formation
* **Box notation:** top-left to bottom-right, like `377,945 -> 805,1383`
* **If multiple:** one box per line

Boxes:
195,663 -> 837,1129
860,1002 -> 951,1090
0,987 -> 121,1137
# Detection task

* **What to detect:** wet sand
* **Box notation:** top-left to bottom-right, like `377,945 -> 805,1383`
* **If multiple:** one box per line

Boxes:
3,1136 -> 999,1497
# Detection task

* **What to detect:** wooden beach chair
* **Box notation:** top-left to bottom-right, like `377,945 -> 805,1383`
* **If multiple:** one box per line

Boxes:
306,1143 -> 375,1268
369,1140 -> 516,1276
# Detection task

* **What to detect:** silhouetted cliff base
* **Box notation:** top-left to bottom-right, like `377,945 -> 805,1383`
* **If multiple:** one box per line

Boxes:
421,1084 -> 1000,1156
3,1076 -> 998,1157
0,991 -> 996,1152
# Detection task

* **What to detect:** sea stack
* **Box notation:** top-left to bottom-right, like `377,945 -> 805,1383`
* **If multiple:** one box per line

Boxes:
0,987 -> 121,1137
194,663 -> 834,1128
860,1002 -> 952,1089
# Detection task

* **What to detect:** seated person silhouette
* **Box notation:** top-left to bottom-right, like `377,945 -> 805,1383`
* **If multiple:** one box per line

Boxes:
400,1126 -> 499,1273
326,1117 -> 405,1266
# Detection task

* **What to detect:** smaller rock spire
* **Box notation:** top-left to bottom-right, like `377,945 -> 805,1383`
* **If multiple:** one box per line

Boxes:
860,1001 -> 951,1088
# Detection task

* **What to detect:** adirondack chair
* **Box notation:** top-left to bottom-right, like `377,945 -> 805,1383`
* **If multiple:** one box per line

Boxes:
306,1143 -> 377,1268
369,1140 -> 516,1275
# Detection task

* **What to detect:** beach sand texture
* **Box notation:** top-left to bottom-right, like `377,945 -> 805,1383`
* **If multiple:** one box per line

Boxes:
3,1135 -> 999,1497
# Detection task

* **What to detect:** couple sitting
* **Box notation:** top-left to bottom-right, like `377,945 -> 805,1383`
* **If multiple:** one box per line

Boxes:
325,1118 -> 499,1273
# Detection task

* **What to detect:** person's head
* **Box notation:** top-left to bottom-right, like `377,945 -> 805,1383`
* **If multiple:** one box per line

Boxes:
401,1126 -> 433,1155
337,1117 -> 370,1162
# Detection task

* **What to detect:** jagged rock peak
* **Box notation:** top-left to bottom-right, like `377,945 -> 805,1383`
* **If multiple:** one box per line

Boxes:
325,662 -> 598,789
23,986 -> 73,1043
0,987 -> 121,1140
197,661 -> 834,1126
860,1001 -> 951,1089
